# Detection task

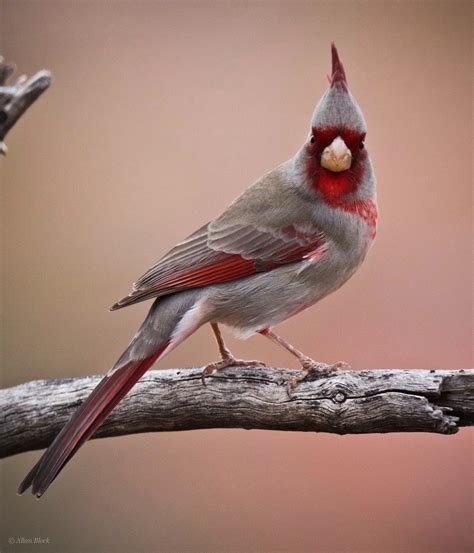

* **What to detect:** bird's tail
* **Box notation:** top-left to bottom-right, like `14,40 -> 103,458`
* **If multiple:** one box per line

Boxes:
18,291 -> 203,498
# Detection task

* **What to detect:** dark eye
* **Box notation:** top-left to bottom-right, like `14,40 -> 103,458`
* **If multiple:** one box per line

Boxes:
310,134 -> 316,144
359,140 -> 365,150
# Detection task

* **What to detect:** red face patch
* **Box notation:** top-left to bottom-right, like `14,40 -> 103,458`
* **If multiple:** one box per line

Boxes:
305,126 -> 376,237
306,126 -> 366,201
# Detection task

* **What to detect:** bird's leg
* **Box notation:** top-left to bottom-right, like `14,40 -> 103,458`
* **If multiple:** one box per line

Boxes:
201,323 -> 266,385
259,329 -> 349,397
211,322 -> 233,360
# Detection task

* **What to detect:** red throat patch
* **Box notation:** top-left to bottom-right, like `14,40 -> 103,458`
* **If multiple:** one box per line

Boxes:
305,153 -> 377,238
317,168 -> 359,200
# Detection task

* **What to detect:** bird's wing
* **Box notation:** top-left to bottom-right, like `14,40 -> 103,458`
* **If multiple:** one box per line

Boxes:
111,220 -> 326,310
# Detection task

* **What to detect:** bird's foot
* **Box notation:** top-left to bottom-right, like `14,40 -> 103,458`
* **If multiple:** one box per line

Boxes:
201,356 -> 266,386
286,358 -> 350,398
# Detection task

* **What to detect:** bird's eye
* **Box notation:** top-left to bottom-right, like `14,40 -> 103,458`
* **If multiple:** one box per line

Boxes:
359,141 -> 365,150
310,135 -> 316,144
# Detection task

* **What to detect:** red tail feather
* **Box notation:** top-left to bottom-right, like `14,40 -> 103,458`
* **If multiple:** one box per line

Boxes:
18,343 -> 168,498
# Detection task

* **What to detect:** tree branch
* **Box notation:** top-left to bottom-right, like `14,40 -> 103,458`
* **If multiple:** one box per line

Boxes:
1,368 -> 473,458
0,56 -> 52,154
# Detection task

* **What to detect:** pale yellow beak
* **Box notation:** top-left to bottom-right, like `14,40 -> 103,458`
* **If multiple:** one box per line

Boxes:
320,136 -> 352,172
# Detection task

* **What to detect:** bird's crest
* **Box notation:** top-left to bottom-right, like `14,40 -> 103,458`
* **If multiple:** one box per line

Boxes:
330,43 -> 348,90
311,43 -> 366,133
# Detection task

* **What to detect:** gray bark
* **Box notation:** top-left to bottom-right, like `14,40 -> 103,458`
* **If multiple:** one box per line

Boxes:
0,56 -> 51,154
1,367 -> 473,458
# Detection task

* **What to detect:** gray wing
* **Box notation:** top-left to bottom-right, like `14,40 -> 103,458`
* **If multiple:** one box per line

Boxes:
110,220 -> 326,310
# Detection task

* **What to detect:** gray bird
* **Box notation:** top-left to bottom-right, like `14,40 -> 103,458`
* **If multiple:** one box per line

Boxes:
19,44 -> 377,498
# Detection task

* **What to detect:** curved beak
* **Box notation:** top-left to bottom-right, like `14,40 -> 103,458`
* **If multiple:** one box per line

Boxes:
320,136 -> 352,172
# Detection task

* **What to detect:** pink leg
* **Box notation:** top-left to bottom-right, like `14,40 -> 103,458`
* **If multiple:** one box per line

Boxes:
260,329 -> 349,396
201,323 -> 266,385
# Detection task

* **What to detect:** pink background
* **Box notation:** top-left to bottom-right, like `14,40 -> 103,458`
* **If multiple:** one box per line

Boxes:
1,1 -> 472,552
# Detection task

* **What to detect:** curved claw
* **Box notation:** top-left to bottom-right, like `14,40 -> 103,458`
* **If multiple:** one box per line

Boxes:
333,361 -> 351,371
286,360 -> 351,398
241,360 -> 266,368
201,357 -> 266,386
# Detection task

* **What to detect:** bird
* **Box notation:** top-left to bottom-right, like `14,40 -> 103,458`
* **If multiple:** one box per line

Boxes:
18,44 -> 377,498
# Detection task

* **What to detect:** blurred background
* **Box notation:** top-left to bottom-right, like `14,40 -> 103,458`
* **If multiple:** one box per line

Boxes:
1,1 -> 472,552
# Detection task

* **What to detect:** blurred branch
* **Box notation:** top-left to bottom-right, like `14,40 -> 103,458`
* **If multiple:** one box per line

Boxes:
1,367 -> 473,458
0,56 -> 52,154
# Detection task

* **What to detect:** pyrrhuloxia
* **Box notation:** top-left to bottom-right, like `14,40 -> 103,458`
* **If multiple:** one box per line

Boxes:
19,44 -> 377,497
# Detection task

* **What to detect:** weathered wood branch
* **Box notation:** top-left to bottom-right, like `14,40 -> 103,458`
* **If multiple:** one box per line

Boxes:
0,56 -> 52,154
1,368 -> 473,458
